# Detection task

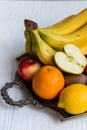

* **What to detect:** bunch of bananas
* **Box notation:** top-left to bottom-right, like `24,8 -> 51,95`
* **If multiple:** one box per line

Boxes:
24,8 -> 87,65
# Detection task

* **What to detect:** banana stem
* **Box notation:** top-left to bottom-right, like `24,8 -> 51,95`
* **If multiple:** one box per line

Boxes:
24,19 -> 38,30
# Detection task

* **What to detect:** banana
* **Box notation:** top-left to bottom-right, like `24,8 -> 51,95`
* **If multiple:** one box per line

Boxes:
38,24 -> 87,54
24,19 -> 38,56
30,31 -> 37,55
32,29 -> 57,65
24,19 -> 57,65
24,30 -> 30,40
43,8 -> 87,35
25,28 -> 38,56
43,15 -> 74,35
44,15 -> 74,30
24,30 -> 34,55
79,42 -> 87,54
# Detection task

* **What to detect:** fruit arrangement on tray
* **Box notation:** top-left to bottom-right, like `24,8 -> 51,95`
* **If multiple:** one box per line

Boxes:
1,8 -> 87,121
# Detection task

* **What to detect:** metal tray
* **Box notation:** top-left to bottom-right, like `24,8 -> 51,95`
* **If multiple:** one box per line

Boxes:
1,53 -> 87,121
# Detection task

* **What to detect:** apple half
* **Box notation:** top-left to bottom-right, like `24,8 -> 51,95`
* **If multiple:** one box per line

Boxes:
54,44 -> 87,74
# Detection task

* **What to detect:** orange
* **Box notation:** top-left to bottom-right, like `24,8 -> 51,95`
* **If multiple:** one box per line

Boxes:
32,65 -> 65,100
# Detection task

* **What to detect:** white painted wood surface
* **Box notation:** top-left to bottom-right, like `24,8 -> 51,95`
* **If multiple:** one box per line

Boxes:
0,1 -> 87,130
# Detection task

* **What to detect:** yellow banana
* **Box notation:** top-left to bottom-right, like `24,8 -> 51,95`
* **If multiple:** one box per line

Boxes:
38,24 -> 87,54
24,30 -> 30,40
24,19 -> 38,56
30,32 -> 38,56
43,15 -> 74,35
24,30 -> 34,55
25,40 -> 32,55
25,28 -> 38,56
44,15 -> 74,30
31,29 -> 57,65
79,42 -> 87,54
24,19 -> 57,65
43,8 -> 87,35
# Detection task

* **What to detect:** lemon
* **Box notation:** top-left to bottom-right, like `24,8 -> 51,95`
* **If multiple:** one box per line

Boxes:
57,84 -> 87,115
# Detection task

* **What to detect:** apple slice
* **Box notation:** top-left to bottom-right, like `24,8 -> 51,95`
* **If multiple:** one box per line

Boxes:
54,44 -> 87,74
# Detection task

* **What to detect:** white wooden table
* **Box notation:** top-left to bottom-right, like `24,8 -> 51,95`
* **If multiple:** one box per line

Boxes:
0,1 -> 87,130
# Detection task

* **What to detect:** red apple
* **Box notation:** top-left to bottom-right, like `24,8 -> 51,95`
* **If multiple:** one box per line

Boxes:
83,54 -> 87,75
17,57 -> 42,82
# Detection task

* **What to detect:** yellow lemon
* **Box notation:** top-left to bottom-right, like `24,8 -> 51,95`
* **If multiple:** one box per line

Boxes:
57,84 -> 87,115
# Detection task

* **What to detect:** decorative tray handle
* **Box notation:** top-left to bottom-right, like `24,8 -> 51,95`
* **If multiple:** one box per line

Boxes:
1,72 -> 43,109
